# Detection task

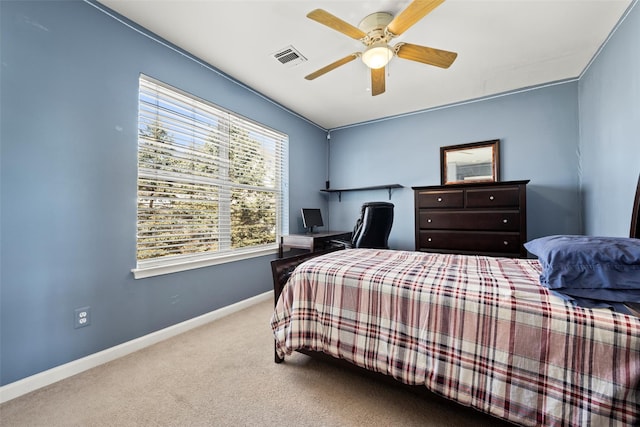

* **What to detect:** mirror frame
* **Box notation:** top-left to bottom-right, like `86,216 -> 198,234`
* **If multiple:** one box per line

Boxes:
440,139 -> 500,185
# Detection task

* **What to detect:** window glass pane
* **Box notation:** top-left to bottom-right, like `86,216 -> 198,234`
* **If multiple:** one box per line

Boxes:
136,75 -> 288,271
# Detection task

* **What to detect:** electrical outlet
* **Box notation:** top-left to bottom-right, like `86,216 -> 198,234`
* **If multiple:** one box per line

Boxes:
74,307 -> 91,329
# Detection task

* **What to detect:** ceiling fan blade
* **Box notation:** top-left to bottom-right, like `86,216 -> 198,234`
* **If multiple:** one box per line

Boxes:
307,9 -> 367,40
371,67 -> 385,96
396,43 -> 457,68
386,0 -> 446,37
305,54 -> 359,80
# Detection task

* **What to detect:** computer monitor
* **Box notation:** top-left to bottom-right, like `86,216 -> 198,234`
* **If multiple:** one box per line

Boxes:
301,208 -> 324,233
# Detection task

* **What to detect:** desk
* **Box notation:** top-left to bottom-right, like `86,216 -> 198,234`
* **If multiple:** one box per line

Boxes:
279,231 -> 351,258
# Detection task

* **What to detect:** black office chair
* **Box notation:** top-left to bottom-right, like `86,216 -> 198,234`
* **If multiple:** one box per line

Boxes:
349,202 -> 394,249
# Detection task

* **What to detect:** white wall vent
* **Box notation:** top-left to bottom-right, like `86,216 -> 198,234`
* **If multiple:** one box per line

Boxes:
271,45 -> 307,67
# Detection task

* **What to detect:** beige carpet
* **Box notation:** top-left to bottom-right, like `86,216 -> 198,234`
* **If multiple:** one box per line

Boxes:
0,300 -> 515,426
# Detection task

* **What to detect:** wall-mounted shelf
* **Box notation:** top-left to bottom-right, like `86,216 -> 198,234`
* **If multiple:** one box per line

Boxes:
321,184 -> 403,202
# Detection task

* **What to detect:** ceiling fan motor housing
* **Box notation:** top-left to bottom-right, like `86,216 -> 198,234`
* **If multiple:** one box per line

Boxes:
359,12 -> 394,45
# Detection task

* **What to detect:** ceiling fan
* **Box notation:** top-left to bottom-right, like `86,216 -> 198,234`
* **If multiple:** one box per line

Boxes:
304,0 -> 457,96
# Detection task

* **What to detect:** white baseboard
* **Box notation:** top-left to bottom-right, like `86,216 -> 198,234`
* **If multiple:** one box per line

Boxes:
0,291 -> 273,404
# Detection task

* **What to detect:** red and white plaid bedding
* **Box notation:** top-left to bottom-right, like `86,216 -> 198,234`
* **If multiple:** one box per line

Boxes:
271,249 -> 640,427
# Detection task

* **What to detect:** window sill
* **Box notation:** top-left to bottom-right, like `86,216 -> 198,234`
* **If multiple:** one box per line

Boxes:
132,246 -> 278,279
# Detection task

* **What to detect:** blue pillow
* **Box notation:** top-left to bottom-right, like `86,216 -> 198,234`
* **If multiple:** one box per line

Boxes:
524,235 -> 640,290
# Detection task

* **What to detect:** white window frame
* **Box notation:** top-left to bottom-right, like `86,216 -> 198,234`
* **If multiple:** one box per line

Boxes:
132,75 -> 289,279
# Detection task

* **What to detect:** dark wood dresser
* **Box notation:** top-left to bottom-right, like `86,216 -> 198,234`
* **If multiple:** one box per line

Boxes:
412,180 -> 529,258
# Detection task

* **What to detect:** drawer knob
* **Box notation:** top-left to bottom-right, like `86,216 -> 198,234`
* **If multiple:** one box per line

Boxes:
503,241 -> 509,246
427,218 -> 432,223
503,219 -> 508,223
489,195 -> 495,201
437,197 -> 443,202
428,238 -> 432,242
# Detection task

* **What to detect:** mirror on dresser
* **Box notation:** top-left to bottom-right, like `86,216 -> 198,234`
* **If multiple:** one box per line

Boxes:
440,139 -> 500,185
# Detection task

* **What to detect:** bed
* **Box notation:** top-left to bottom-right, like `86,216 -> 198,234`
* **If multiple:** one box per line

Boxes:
271,178 -> 640,427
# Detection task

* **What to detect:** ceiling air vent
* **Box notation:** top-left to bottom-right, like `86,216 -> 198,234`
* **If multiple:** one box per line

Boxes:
272,45 -> 307,68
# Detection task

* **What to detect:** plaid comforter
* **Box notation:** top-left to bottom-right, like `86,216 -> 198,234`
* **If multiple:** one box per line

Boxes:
271,249 -> 640,427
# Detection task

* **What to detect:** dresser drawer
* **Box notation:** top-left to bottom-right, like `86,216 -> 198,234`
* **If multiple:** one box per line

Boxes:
418,230 -> 521,254
419,210 -> 520,231
466,186 -> 520,208
417,190 -> 464,208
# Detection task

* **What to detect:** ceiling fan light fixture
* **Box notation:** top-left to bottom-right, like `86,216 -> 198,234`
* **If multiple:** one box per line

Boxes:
362,43 -> 393,69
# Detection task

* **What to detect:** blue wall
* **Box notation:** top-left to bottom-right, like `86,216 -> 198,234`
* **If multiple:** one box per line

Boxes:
327,82 -> 582,250
1,0 -> 638,387
579,2 -> 640,236
0,0 -> 327,386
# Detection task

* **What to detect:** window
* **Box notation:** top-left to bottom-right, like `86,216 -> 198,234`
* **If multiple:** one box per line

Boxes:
133,75 -> 288,279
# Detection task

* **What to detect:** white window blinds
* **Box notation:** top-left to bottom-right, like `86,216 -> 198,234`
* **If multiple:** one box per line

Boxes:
134,75 -> 288,278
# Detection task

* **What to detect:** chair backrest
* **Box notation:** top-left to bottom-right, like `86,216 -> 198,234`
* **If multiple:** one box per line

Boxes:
351,202 -> 394,249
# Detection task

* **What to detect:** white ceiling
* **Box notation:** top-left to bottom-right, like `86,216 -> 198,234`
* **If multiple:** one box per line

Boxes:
97,0 -> 632,130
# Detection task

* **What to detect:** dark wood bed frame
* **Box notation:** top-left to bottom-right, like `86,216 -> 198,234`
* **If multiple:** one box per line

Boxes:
270,175 -> 640,421
631,174 -> 640,239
